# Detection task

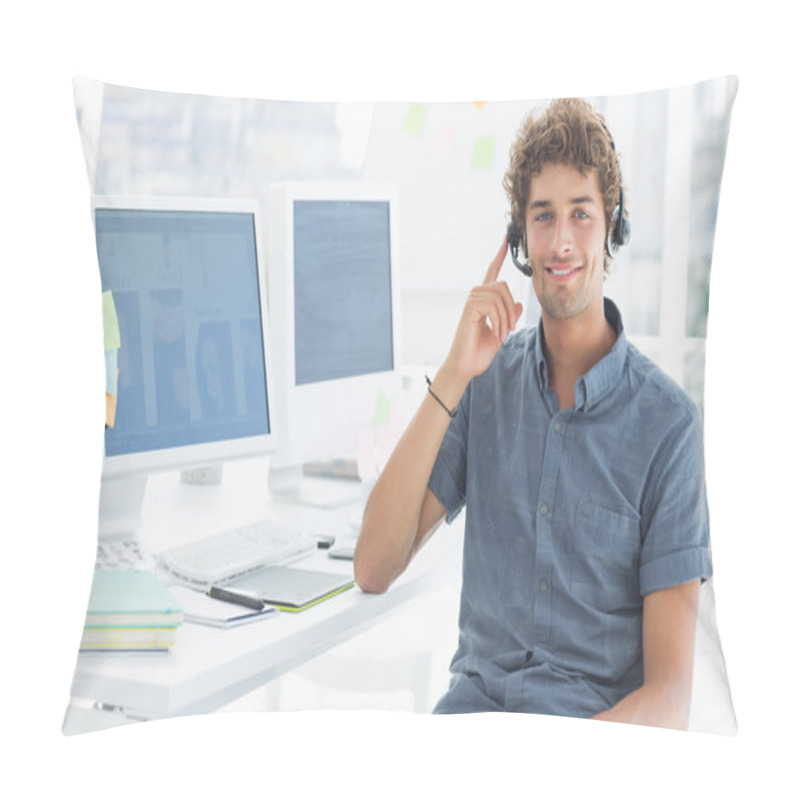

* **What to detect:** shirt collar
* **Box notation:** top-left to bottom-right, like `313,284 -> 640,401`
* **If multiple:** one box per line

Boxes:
534,297 -> 627,412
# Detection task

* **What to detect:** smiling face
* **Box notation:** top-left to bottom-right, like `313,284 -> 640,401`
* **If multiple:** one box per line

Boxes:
526,163 -> 607,324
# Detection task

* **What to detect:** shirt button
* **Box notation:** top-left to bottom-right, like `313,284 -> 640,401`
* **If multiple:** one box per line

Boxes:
553,421 -> 562,432
525,650 -> 534,663
540,504 -> 548,516
539,580 -> 549,592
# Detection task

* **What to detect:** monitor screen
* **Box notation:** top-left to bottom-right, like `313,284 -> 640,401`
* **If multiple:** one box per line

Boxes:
94,200 -> 273,474
266,183 -> 401,493
293,199 -> 394,385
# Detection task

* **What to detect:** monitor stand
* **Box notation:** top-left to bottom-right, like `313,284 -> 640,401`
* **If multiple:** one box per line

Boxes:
268,463 -> 364,509
97,473 -> 148,541
98,464 -> 226,539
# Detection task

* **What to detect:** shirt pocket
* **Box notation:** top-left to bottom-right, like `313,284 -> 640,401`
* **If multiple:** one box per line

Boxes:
569,499 -> 642,613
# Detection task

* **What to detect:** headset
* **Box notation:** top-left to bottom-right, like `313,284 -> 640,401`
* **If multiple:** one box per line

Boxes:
507,131 -> 631,278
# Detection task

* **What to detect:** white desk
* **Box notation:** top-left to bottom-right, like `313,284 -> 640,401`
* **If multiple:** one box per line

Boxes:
64,457 -> 463,732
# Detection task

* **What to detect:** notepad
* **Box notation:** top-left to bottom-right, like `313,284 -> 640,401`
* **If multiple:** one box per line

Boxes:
80,627 -> 179,650
223,566 -> 354,612
82,570 -> 183,652
85,569 -> 183,627
169,585 -> 277,628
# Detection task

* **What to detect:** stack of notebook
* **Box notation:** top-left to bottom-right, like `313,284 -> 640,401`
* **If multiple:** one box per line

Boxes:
81,569 -> 183,652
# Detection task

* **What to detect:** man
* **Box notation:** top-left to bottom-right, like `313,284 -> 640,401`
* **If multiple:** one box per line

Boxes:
354,98 -> 711,729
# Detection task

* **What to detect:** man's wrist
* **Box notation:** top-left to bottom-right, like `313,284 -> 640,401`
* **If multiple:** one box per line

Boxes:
425,376 -> 457,419
429,366 -> 469,415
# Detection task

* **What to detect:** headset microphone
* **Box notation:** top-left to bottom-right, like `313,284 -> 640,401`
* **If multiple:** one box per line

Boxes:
507,223 -> 532,277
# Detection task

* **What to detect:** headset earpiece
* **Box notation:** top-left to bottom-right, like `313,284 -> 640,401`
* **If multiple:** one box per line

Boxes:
600,119 -> 631,258
507,222 -> 532,277
607,187 -> 631,257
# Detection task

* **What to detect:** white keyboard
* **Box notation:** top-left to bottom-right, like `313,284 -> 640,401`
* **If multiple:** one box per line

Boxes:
155,521 -> 318,587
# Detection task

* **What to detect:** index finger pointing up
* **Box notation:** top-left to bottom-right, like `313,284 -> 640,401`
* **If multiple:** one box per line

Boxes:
483,235 -> 509,285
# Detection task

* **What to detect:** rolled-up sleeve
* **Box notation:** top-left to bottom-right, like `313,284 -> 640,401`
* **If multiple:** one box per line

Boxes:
429,382 -> 472,525
639,402 -> 713,595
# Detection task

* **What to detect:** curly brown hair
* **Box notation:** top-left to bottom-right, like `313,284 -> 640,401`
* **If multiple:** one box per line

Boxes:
503,98 -> 625,271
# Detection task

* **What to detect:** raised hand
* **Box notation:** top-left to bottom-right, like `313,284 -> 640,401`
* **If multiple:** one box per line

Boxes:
441,236 -> 524,388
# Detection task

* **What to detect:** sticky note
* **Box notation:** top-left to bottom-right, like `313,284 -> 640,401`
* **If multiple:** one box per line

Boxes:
471,136 -> 495,170
402,103 -> 428,136
105,349 -> 119,396
105,376 -> 119,428
372,389 -> 390,426
102,291 -> 121,352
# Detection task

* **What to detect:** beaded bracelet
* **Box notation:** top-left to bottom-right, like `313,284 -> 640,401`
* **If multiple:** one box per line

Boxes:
425,375 -> 457,419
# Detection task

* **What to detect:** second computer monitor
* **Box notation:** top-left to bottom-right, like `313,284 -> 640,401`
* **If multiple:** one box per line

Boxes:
267,182 -> 402,498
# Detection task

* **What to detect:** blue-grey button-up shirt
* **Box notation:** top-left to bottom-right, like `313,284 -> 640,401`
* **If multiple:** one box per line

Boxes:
429,299 -> 712,718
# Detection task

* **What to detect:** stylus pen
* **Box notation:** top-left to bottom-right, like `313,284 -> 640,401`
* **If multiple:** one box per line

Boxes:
207,585 -> 266,611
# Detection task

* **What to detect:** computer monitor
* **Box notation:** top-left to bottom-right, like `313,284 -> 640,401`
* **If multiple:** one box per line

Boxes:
266,182 -> 402,505
92,196 -> 276,536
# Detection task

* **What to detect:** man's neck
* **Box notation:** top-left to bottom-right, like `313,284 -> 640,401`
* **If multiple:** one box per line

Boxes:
541,300 -> 617,410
